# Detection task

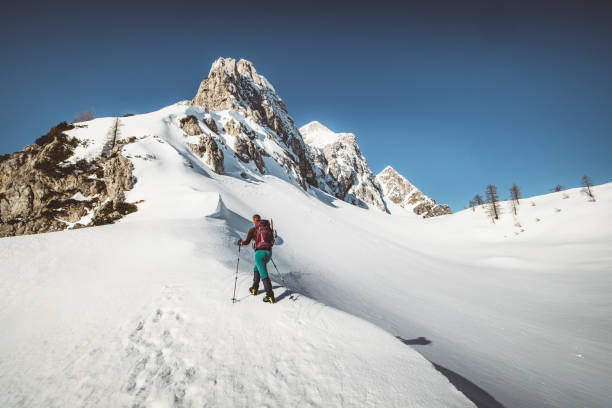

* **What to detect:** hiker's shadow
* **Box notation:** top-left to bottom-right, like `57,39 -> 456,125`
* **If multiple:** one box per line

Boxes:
276,288 -> 299,302
396,336 -> 432,345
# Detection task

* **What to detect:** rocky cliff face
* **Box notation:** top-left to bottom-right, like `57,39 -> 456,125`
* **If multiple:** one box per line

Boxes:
192,57 -> 316,189
0,122 -> 137,237
300,121 -> 387,212
376,166 -> 451,218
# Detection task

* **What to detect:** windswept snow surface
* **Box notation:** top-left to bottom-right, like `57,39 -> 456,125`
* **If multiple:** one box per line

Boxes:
2,104 -> 611,408
0,105 -> 473,408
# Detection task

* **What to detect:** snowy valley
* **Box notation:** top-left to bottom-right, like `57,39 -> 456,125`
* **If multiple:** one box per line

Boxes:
0,58 -> 611,408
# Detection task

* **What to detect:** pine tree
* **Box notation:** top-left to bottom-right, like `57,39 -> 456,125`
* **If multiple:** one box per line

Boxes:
582,175 -> 595,201
485,184 -> 500,222
473,194 -> 484,206
509,183 -> 520,216
510,183 -> 520,205
553,184 -> 564,192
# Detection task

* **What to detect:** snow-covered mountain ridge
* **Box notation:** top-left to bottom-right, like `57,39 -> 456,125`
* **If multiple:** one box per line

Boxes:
1,57 -> 611,408
0,57 -> 451,238
0,100 -> 477,407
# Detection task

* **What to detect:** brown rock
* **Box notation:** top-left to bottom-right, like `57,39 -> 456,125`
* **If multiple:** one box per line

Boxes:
189,135 -> 225,174
179,115 -> 203,136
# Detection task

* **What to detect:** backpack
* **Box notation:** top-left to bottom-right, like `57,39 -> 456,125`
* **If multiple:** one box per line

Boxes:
255,220 -> 275,248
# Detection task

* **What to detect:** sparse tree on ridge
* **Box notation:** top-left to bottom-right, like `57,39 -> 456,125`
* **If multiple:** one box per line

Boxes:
109,117 -> 120,150
510,183 -> 521,205
485,184 -> 500,222
582,174 -> 595,201
553,184 -> 564,192
509,183 -> 520,216
102,117 -> 121,158
469,200 -> 475,212
473,194 -> 484,206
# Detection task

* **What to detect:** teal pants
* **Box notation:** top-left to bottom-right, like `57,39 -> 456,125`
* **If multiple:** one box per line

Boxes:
253,250 -> 272,279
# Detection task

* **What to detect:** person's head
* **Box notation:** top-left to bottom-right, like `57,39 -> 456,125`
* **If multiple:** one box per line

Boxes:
252,214 -> 261,225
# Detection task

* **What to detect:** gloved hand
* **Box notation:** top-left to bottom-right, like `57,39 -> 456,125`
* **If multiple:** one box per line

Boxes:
236,239 -> 242,246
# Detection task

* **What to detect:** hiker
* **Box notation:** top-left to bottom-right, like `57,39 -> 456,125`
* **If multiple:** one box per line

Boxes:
238,214 -> 275,304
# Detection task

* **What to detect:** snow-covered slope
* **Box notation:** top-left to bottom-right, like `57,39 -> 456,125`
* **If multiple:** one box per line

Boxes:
377,165 -> 451,217
1,58 -> 611,408
300,121 -> 387,211
0,104 -> 475,408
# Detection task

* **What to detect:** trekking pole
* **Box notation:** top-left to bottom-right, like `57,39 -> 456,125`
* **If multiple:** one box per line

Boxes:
270,257 -> 288,288
232,244 -> 241,304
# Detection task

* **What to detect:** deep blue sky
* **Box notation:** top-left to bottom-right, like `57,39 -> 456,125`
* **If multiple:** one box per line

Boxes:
1,0 -> 611,211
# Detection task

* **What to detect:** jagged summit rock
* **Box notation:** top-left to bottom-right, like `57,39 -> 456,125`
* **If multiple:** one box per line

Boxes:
376,166 -> 451,218
192,57 -> 317,189
300,121 -> 387,212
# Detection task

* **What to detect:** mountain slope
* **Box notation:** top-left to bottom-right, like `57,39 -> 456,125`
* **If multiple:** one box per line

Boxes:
376,165 -> 451,217
0,57 -> 452,239
300,121 -> 387,211
1,58 -> 611,408
0,104 -> 475,407
2,98 -> 611,407
192,57 -> 318,189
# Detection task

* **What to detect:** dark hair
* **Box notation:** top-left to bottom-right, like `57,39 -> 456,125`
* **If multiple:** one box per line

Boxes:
252,214 -> 261,221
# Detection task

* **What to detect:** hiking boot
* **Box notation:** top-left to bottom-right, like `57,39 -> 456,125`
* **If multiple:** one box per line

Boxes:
249,286 -> 258,296
263,295 -> 275,304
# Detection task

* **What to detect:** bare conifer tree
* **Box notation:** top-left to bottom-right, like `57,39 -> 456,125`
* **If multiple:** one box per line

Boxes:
469,200 -> 475,212
109,117 -> 120,150
102,118 -> 121,158
485,184 -> 500,222
553,184 -> 564,192
510,183 -> 521,205
473,194 -> 484,206
582,174 -> 595,201
73,109 -> 94,123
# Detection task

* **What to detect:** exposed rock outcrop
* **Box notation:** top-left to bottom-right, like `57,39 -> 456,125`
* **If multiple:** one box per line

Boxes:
204,117 -> 218,134
233,136 -> 265,174
192,57 -> 316,189
0,122 -> 137,237
300,121 -> 387,212
188,135 -> 225,174
179,115 -> 203,136
376,166 -> 451,218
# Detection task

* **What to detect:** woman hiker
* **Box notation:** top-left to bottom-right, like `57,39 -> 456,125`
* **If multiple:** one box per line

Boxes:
238,214 -> 276,304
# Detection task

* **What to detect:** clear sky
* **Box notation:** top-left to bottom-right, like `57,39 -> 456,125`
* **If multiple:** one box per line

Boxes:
1,0 -> 611,211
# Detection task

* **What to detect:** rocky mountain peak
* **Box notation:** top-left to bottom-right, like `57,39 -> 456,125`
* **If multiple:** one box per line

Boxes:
192,57 -> 317,189
299,121 -> 339,148
376,167 -> 451,218
380,165 -> 397,175
300,122 -> 387,212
